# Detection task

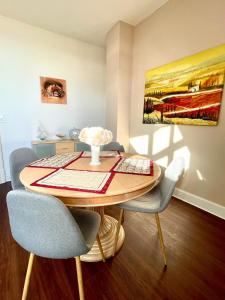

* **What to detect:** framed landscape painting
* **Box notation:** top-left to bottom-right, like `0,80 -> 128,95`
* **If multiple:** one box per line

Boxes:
143,44 -> 225,125
40,76 -> 67,104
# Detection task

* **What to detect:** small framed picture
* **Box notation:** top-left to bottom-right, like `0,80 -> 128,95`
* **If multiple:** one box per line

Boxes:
40,76 -> 67,104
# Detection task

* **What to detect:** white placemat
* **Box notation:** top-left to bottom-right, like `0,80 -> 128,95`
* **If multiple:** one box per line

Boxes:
31,168 -> 114,193
29,153 -> 81,168
112,157 -> 153,175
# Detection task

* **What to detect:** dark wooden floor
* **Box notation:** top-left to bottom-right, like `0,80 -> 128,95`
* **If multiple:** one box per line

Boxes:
1,182 -> 225,300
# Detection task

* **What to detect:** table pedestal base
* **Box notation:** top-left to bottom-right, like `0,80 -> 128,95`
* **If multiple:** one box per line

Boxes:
80,214 -> 125,262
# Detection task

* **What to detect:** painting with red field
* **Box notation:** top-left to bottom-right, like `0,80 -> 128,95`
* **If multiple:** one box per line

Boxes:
143,44 -> 225,126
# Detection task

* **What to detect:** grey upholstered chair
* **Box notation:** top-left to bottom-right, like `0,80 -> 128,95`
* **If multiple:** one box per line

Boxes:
76,142 -> 91,151
7,190 -> 105,300
113,157 -> 185,266
9,147 -> 38,190
102,141 -> 125,152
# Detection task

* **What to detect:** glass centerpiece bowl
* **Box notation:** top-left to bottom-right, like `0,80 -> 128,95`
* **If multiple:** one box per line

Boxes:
79,127 -> 113,165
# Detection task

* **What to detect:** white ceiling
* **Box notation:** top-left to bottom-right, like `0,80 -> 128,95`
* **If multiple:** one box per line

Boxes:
0,0 -> 167,46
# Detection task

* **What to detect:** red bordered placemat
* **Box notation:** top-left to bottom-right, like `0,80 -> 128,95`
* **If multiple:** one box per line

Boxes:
110,157 -> 154,176
28,152 -> 83,169
30,168 -> 115,194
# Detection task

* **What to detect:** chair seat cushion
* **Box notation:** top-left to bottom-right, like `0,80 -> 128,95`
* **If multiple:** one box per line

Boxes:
69,208 -> 101,249
118,188 -> 161,213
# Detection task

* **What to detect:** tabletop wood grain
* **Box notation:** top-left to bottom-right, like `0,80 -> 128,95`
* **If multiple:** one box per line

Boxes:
20,153 -> 161,207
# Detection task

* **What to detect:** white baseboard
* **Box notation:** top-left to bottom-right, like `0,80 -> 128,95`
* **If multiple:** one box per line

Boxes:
173,188 -> 225,220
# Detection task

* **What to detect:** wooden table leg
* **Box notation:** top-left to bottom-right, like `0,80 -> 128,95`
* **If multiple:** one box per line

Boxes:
80,207 -> 125,262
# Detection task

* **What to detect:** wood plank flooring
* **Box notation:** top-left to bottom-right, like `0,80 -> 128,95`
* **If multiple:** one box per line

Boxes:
0,182 -> 225,300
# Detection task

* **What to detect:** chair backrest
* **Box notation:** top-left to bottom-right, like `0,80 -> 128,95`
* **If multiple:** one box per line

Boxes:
7,190 -> 88,259
76,142 -> 91,151
158,157 -> 185,211
102,142 -> 125,152
9,148 -> 38,190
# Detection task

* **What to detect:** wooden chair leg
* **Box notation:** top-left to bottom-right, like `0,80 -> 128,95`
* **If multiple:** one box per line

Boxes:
113,209 -> 124,256
75,256 -> 85,300
22,253 -> 34,300
96,234 -> 106,262
155,213 -> 167,266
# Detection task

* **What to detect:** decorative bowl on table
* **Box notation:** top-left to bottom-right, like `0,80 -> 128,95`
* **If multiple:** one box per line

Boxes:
56,133 -> 65,139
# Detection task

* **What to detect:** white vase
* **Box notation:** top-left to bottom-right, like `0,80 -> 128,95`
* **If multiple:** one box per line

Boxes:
90,145 -> 101,166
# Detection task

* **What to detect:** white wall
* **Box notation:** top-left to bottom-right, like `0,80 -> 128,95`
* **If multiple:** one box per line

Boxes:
0,15 -> 106,180
130,0 -> 225,207
0,135 -> 5,183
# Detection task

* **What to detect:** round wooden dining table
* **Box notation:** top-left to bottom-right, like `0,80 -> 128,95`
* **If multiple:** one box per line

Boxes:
20,152 -> 161,262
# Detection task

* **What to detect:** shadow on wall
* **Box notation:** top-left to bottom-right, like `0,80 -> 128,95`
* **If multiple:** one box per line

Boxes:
129,126 -> 206,182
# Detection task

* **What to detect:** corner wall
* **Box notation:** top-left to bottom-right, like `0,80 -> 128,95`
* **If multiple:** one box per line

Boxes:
106,21 -> 133,149
130,0 -> 225,207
